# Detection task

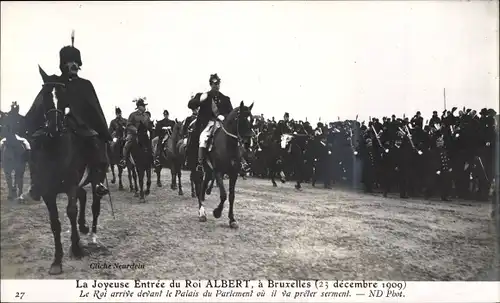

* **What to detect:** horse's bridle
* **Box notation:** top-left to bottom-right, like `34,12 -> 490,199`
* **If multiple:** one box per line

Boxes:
217,110 -> 250,147
42,82 -> 67,135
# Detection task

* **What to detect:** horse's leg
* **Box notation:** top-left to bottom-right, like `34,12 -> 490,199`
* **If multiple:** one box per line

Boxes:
127,167 -> 134,192
206,175 -> 215,195
90,185 -> 103,243
212,172 -> 227,219
177,161 -> 183,196
170,166 -> 176,190
138,168 -> 145,202
118,166 -> 124,190
227,173 -> 239,228
197,169 -> 207,222
67,188 -> 84,259
145,167 -> 151,196
15,166 -> 25,198
77,187 -> 89,234
156,166 -> 162,187
44,193 -> 64,275
202,171 -> 212,202
110,164 -> 116,184
190,170 -> 197,198
5,170 -> 15,199
133,168 -> 139,196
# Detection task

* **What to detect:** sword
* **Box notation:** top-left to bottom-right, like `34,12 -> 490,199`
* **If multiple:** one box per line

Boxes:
104,145 -> 116,219
476,156 -> 489,183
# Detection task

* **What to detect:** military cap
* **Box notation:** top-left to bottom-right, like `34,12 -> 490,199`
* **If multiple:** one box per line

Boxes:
163,110 -> 169,115
59,30 -> 82,71
480,108 -> 488,116
115,107 -> 122,114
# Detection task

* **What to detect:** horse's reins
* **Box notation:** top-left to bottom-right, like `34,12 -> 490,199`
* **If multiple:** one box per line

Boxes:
217,112 -> 245,146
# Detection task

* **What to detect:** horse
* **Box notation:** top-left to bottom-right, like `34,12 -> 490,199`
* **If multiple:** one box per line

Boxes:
152,124 -> 174,188
194,101 -> 254,228
130,122 -> 152,202
22,66 -> 107,275
164,120 -> 190,196
107,129 -> 138,193
1,130 -> 29,199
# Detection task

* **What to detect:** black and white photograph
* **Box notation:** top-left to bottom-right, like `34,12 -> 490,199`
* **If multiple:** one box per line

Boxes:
0,0 -> 498,283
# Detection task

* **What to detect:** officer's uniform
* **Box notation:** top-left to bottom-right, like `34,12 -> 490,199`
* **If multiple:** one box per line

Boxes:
120,99 -> 150,167
109,107 -> 127,139
188,74 -> 233,171
154,110 -> 176,162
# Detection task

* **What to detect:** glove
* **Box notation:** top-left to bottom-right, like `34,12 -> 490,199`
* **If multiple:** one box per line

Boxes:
217,115 -> 225,121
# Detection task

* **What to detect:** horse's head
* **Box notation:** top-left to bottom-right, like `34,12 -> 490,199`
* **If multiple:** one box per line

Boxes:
226,101 -> 254,146
38,65 -> 67,137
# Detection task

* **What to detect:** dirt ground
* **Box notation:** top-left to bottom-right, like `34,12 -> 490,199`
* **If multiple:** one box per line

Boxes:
1,168 -> 498,280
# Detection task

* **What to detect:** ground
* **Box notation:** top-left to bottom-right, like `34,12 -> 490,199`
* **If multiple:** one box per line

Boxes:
1,168 -> 498,280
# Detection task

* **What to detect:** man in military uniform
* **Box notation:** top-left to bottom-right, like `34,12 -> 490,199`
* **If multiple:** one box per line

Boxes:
22,34 -> 112,201
154,109 -> 176,166
109,107 -> 127,139
188,74 -> 233,172
425,134 -> 452,201
119,98 -> 149,168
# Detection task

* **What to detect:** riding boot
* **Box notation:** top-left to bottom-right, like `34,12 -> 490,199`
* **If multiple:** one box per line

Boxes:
93,166 -> 109,197
120,139 -> 132,168
197,147 -> 207,172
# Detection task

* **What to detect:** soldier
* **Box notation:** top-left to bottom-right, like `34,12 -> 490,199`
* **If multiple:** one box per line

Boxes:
109,107 -> 127,139
154,109 -> 176,167
425,134 -> 452,201
188,74 -> 233,172
22,32 -> 112,201
119,98 -> 150,168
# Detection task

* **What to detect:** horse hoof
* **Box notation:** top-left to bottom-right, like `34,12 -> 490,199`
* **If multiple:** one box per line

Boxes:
206,188 -> 212,195
139,198 -> 146,203
272,183 -> 277,187
229,220 -> 239,229
191,192 -> 196,198
89,233 -> 98,244
145,190 -> 150,196
213,208 -> 222,219
157,182 -> 162,187
129,188 -> 134,193
199,215 -> 207,222
179,190 -> 184,196
79,225 -> 89,235
134,192 -> 139,197
111,179 -> 116,184
49,263 -> 63,275
118,185 -> 124,191
71,245 -> 84,259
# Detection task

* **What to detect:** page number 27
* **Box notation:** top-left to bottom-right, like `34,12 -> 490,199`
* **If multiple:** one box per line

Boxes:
15,292 -> 25,299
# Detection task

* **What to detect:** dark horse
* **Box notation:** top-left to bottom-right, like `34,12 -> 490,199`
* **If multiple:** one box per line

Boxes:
107,129 -> 138,193
22,67 -> 108,275
1,129 -> 29,199
130,122 -> 152,202
194,101 -> 254,228
164,120 -> 190,196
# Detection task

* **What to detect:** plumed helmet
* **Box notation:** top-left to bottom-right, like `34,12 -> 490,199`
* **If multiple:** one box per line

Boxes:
59,30 -> 82,71
209,73 -> 221,84
135,97 -> 148,108
115,107 -> 122,114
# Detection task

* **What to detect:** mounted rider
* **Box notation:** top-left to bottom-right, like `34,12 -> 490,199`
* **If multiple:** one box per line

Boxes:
119,98 -> 150,168
188,74 -> 233,172
109,107 -> 127,140
22,31 -> 112,201
153,109 -> 176,166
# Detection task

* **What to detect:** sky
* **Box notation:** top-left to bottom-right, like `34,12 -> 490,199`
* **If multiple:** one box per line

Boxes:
1,1 -> 498,124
